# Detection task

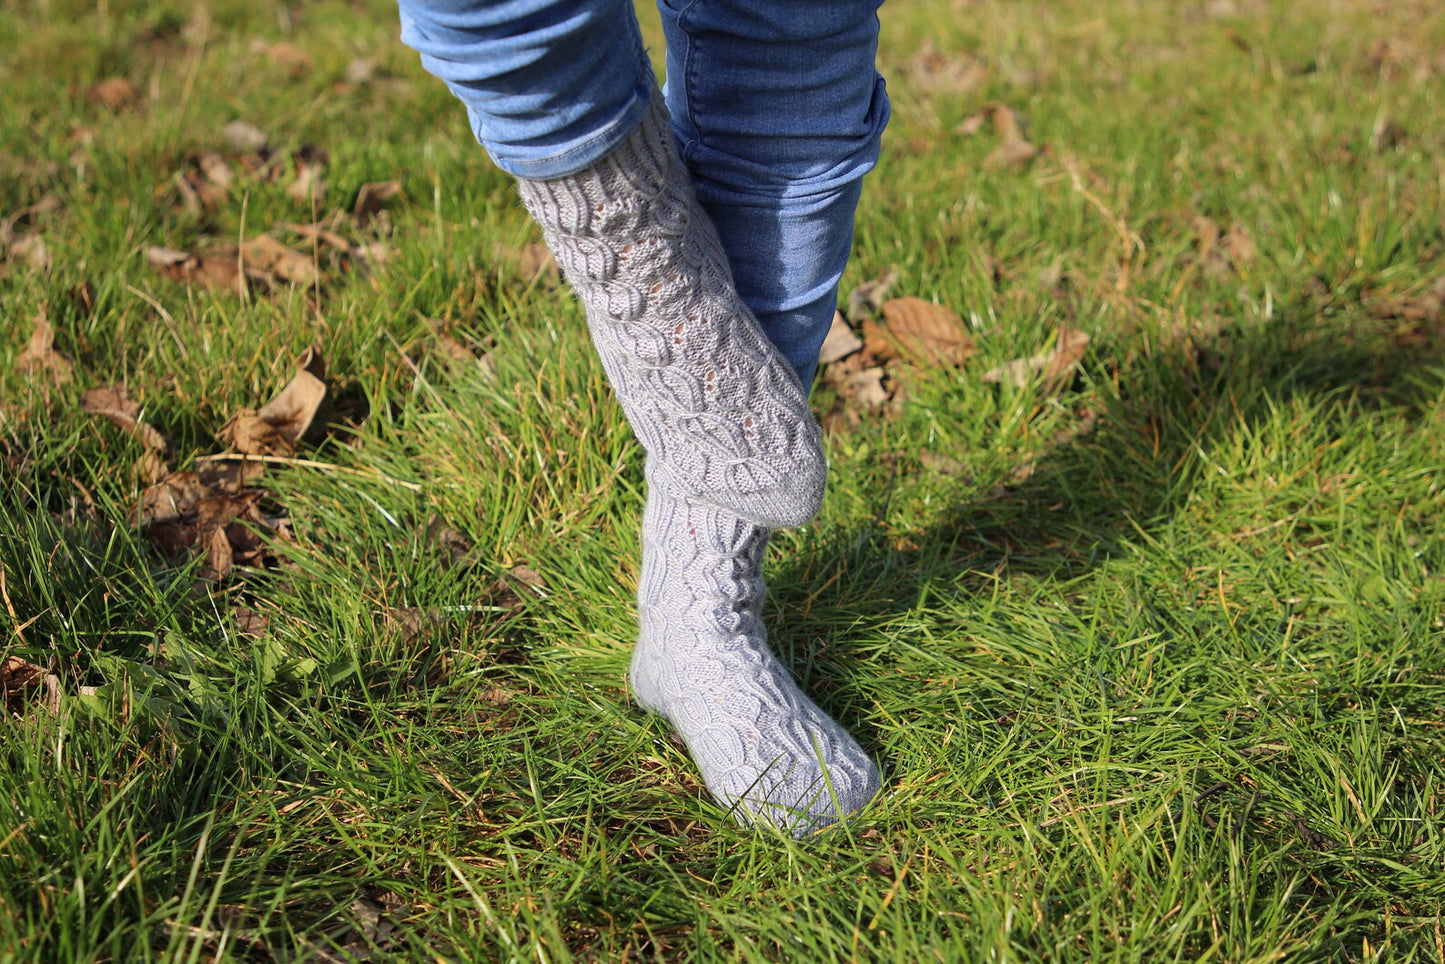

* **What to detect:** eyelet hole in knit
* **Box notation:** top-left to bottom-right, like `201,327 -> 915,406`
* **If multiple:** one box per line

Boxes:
705,369 -> 717,392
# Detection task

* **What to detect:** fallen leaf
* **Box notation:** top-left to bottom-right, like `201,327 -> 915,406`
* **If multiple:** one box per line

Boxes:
878,297 -> 977,368
845,267 -> 900,321
963,103 -> 1038,169
146,245 -> 243,292
1191,216 -> 1254,277
241,235 -> 318,286
983,326 -> 1090,393
221,120 -> 269,153
1365,276 -> 1445,326
69,281 -> 97,316
285,158 -> 327,205
81,385 -> 169,453
1224,223 -> 1256,266
1,195 -> 62,243
86,77 -> 138,111
859,318 -> 899,367
344,58 -> 379,84
353,180 -> 402,223
205,525 -> 234,579
217,345 -> 327,455
819,310 -> 863,365
1,656 -> 61,717
130,470 -> 212,525
283,221 -> 353,253
506,565 -> 546,595
193,152 -> 233,189
235,607 -> 269,638
253,39 -> 313,77
908,41 -> 989,94
425,517 -> 476,569
134,450 -> 171,485
956,113 -> 988,136
16,313 -> 73,384
8,234 -> 50,271
985,137 -> 1038,169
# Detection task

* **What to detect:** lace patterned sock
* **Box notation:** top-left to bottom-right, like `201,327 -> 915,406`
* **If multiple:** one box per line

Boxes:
515,85 -> 826,530
630,463 -> 880,837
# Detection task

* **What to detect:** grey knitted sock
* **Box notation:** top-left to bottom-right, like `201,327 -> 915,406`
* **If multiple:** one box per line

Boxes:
630,463 -> 880,837
515,86 -> 826,530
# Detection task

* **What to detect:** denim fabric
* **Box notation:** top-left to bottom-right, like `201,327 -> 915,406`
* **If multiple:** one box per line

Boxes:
395,0 -> 889,386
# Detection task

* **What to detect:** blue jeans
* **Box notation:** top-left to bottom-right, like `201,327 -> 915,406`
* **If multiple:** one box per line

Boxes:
396,0 -> 889,387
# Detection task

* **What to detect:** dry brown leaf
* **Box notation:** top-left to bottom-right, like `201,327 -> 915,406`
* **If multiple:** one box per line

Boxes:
283,221 -> 353,253
859,318 -> 898,367
354,180 -> 402,223
840,366 -> 890,410
86,77 -> 138,111
1365,276 -> 1445,326
131,470 -> 211,525
345,58 -> 379,84
1192,216 -> 1255,277
819,310 -> 863,365
198,458 -> 266,492
8,234 -> 50,272
878,297 -> 977,368
241,235 -> 318,286
1,656 -> 61,717
983,326 -> 1090,393
1224,224 -> 1256,266
70,281 -> 97,316
205,525 -> 234,580
845,267 -> 900,321
908,41 -> 989,94
16,314 -> 73,384
135,450 -> 171,485
1,195 -> 62,243
235,607 -> 270,638
81,385 -> 169,453
962,104 -> 1038,168
143,487 -> 273,580
194,152 -> 233,189
221,120 -> 269,153
218,346 -> 327,455
285,160 -> 327,205
253,39 -> 313,77
506,565 -> 546,595
987,104 -> 1028,143
146,245 -> 243,292
985,137 -> 1038,169
1371,116 -> 1406,152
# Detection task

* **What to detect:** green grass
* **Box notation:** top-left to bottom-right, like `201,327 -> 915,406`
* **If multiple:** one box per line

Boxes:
3,0 -> 1444,960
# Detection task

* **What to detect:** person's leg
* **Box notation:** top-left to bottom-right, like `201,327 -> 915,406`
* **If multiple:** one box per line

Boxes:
397,0 -> 653,179
625,0 -> 888,836
400,0 -> 826,530
399,1 -> 875,836
656,0 -> 890,388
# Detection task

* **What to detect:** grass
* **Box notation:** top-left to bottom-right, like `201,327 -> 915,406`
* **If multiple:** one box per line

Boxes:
2,0 -> 1444,959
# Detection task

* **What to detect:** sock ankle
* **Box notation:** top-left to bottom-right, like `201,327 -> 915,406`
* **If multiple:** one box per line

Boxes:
630,463 -> 879,837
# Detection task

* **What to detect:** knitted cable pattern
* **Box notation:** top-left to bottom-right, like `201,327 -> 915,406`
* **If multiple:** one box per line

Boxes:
515,86 -> 827,529
630,463 -> 880,837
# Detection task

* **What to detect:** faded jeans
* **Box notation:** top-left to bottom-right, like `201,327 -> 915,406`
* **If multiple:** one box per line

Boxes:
395,0 -> 889,386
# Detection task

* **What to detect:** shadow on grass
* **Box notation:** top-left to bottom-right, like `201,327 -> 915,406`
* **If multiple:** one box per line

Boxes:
775,291 -> 1445,728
